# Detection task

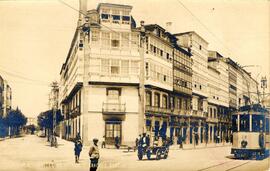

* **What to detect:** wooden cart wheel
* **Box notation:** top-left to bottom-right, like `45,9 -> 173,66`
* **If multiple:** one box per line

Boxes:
156,149 -> 161,160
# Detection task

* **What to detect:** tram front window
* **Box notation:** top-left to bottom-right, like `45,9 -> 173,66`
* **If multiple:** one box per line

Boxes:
232,115 -> 238,132
252,115 -> 264,132
240,114 -> 249,132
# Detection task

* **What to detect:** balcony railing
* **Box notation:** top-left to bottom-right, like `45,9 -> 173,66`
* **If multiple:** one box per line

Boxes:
172,109 -> 190,116
145,106 -> 172,115
206,117 -> 219,123
102,102 -> 126,114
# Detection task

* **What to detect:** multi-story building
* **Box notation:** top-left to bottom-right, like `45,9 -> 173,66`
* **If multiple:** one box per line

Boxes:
226,58 -> 238,112
207,51 -> 229,143
59,2 -> 192,145
0,75 -> 4,117
2,80 -> 12,117
174,31 -> 209,145
226,58 -> 258,108
142,24 -> 192,145
59,2 -> 141,145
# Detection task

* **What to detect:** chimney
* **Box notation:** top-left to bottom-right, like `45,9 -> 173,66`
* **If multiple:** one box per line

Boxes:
79,0 -> 87,16
166,22 -> 172,33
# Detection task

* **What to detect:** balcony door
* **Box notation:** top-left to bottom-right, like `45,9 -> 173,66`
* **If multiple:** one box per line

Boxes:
106,88 -> 121,112
107,88 -> 120,103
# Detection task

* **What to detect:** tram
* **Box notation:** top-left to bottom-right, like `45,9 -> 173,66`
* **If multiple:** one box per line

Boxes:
231,104 -> 270,160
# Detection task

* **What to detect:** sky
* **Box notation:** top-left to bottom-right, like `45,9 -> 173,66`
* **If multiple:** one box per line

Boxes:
0,0 -> 269,117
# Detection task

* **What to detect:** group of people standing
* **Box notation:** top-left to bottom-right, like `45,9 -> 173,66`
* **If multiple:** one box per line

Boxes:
73,133 -> 100,171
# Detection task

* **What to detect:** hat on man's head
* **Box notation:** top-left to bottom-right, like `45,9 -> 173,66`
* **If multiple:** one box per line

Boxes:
93,138 -> 99,142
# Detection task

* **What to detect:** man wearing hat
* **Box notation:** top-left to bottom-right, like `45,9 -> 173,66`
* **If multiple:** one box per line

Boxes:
89,138 -> 100,171
74,139 -> 83,163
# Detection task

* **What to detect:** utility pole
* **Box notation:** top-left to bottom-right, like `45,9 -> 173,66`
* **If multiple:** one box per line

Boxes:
51,81 -> 59,147
138,21 -> 146,135
261,76 -> 267,107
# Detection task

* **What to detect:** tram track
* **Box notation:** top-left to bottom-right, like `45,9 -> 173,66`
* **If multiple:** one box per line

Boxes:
225,161 -> 250,171
197,160 -> 250,171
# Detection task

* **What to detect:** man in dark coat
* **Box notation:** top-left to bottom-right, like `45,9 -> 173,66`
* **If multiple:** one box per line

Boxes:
74,140 -> 83,163
178,135 -> 183,149
195,133 -> 199,145
115,136 -> 120,149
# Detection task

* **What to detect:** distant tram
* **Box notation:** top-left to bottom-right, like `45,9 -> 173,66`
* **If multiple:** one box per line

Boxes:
231,104 -> 270,160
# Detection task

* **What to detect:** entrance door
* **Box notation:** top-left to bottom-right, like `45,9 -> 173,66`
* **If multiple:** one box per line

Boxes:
105,121 -> 122,145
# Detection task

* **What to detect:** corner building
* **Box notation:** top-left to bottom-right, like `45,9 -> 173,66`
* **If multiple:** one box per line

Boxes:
59,2 -> 193,145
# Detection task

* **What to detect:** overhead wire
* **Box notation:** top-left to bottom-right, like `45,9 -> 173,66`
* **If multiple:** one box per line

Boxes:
0,67 -> 51,86
175,0 -> 235,56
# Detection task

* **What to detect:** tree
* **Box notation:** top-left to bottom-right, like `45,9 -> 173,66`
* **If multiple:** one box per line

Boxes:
0,116 -> 7,137
37,109 -> 63,139
5,108 -> 27,136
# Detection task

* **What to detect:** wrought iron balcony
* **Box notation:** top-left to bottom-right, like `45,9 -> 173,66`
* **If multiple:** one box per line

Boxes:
102,102 -> 126,114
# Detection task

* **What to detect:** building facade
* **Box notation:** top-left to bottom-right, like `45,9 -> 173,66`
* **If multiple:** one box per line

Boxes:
207,51 -> 230,143
0,78 -> 12,117
226,58 -> 259,108
59,3 -> 141,145
0,75 -> 4,117
174,32 -> 209,145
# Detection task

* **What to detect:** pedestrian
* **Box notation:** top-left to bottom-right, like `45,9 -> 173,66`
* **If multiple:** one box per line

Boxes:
101,135 -> 106,148
230,134 -> 233,144
205,133 -> 208,147
146,134 -> 150,147
138,134 -> 142,146
141,133 -> 147,149
195,133 -> 199,145
214,134 -> 217,144
135,138 -> 139,151
225,135 -> 229,143
74,139 -> 83,163
178,135 -> 183,149
115,136 -> 120,149
89,138 -> 99,171
259,131 -> 264,149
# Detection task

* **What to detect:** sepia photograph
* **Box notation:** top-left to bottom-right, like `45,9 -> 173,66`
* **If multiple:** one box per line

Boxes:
0,0 -> 269,171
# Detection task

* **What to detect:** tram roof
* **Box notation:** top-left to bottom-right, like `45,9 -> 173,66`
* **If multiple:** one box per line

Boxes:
234,104 -> 269,114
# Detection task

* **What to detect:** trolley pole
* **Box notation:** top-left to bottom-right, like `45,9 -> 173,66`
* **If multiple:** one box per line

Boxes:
139,21 -> 146,135
261,76 -> 267,107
